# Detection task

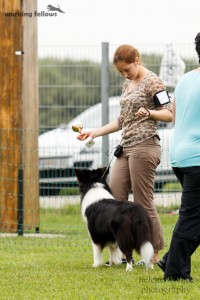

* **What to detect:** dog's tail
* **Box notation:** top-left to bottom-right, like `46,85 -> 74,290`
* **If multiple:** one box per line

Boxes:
140,241 -> 154,270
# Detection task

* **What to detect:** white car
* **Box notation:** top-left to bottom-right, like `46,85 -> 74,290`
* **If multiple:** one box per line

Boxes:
39,96 -> 175,195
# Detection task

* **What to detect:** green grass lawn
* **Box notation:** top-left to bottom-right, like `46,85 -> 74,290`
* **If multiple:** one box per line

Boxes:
0,206 -> 199,300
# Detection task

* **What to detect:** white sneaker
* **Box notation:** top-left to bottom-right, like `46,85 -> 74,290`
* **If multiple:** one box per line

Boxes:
136,260 -> 145,266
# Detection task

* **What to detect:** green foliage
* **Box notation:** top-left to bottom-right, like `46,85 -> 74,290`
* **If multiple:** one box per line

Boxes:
59,187 -> 80,196
0,210 -> 199,299
163,182 -> 182,192
142,53 -> 162,74
39,58 -> 102,132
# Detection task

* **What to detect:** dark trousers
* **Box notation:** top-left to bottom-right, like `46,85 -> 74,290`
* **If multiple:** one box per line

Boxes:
164,166 -> 200,280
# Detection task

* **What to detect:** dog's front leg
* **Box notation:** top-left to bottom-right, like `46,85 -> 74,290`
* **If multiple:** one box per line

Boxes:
92,242 -> 103,267
126,254 -> 133,271
126,260 -> 133,271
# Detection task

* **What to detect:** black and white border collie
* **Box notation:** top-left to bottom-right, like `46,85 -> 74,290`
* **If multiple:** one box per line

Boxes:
75,167 -> 154,271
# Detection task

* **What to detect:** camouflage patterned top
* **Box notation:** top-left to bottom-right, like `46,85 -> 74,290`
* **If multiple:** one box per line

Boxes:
117,71 -> 172,147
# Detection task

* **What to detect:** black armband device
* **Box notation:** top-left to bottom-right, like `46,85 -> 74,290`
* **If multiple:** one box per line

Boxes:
153,90 -> 171,107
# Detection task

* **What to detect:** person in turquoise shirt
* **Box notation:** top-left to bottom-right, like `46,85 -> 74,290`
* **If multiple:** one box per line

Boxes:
170,71 -> 200,167
157,32 -> 200,281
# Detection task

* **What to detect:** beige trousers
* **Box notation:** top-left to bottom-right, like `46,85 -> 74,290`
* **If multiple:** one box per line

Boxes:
109,136 -> 164,252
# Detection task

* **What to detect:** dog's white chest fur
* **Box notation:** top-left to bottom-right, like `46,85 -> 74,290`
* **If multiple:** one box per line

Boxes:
81,183 -> 114,222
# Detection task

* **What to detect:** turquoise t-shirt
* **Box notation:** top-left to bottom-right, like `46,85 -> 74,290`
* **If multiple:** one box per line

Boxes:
170,70 -> 200,167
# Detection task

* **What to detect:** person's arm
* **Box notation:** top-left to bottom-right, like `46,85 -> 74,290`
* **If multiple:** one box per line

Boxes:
135,107 -> 172,122
77,119 -> 120,141
148,108 -> 172,122
135,75 -> 173,122
172,98 -> 176,123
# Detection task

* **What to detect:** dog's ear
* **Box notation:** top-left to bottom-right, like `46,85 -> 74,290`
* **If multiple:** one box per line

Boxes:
74,168 -> 83,181
74,168 -> 89,182
97,167 -> 109,179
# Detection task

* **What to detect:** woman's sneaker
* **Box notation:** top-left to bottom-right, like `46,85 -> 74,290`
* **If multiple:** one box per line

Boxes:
135,260 -> 145,266
157,258 -> 166,272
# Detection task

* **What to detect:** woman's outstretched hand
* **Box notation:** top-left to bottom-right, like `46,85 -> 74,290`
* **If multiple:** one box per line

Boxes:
76,131 -> 93,141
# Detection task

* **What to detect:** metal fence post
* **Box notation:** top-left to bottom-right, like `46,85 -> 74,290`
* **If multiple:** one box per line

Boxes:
101,42 -> 109,167
18,168 -> 24,236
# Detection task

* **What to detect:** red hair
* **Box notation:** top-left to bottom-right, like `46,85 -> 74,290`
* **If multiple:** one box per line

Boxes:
113,45 -> 140,65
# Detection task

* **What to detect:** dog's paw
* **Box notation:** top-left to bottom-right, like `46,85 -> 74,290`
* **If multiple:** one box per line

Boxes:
93,263 -> 102,267
150,262 -> 154,269
145,262 -> 154,271
126,263 -> 133,272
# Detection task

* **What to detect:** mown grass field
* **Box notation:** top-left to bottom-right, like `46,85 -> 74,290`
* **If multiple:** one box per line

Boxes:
0,205 -> 199,300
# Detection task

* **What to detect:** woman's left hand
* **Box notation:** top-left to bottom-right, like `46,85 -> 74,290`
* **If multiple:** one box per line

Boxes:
135,107 -> 150,118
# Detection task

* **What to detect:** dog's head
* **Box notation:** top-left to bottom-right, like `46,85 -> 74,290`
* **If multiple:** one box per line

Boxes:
74,167 -> 109,194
